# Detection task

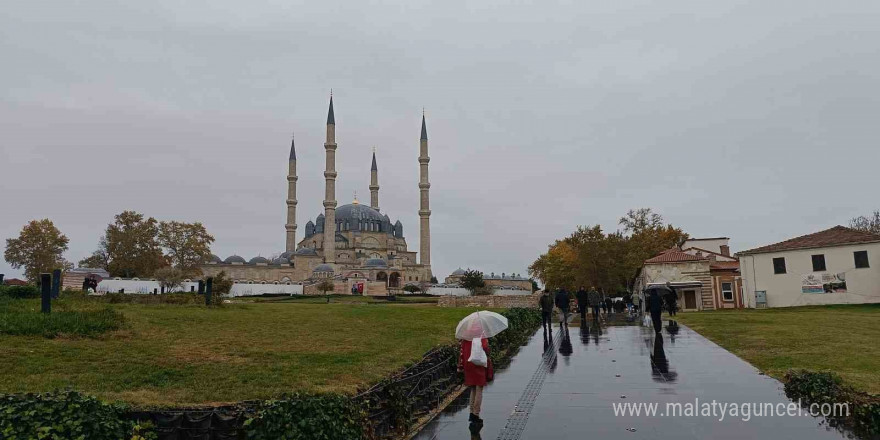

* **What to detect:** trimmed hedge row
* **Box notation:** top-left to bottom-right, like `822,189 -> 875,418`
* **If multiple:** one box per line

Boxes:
0,285 -> 40,299
784,369 -> 880,437
0,308 -> 542,440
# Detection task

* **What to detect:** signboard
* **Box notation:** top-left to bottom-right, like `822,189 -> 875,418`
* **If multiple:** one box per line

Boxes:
801,273 -> 847,294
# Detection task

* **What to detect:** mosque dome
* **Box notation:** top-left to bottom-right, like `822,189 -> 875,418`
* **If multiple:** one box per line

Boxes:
272,256 -> 289,265
224,255 -> 246,264
451,268 -> 466,276
295,247 -> 318,256
313,264 -> 334,273
249,256 -> 270,265
364,258 -> 388,268
209,254 -> 222,263
335,203 -> 385,223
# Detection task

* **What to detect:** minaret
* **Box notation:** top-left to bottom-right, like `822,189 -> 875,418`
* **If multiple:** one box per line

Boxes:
370,150 -> 380,211
285,133 -> 298,252
322,95 -> 338,264
418,112 -> 431,270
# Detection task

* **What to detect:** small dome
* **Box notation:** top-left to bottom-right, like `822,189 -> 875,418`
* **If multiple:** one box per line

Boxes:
314,264 -> 334,273
209,254 -> 222,263
364,258 -> 388,268
296,247 -> 318,256
249,256 -> 270,264
451,267 -> 466,276
272,257 -> 288,265
224,255 -> 246,264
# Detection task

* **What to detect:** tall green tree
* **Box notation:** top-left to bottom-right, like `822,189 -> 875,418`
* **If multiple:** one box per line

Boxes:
80,211 -> 165,277
4,219 -> 71,283
157,221 -> 214,276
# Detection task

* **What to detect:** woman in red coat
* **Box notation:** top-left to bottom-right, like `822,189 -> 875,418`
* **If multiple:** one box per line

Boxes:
458,338 -> 493,423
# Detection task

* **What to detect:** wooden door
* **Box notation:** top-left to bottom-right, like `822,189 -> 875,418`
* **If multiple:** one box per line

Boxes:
684,290 -> 697,309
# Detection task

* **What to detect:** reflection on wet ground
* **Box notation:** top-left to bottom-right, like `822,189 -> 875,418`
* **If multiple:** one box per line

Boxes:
413,318 -> 849,440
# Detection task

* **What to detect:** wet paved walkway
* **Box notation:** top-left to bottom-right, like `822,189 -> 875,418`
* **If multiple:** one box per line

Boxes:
414,319 -> 848,440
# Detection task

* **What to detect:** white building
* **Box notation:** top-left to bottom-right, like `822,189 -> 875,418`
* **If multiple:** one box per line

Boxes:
738,226 -> 880,308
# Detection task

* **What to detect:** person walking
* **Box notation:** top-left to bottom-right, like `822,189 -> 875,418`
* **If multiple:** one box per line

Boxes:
576,286 -> 588,324
647,289 -> 664,333
539,289 -> 554,331
458,337 -> 493,424
602,295 -> 610,316
554,288 -> 571,327
665,291 -> 678,317
588,287 -> 601,321
632,293 -> 641,315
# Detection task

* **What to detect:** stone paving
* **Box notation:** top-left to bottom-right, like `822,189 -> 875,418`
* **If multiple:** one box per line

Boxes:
413,318 -> 849,440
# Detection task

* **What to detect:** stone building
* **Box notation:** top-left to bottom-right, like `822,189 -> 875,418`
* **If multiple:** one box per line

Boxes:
444,268 -> 533,291
201,97 -> 433,291
633,237 -> 743,311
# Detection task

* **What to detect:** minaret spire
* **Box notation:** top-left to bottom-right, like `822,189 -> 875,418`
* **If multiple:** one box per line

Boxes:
285,133 -> 298,252
322,94 -> 338,264
418,112 -> 432,277
370,148 -> 380,211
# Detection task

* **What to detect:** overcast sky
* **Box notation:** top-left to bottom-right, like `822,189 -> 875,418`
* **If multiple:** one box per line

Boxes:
2,1 -> 879,281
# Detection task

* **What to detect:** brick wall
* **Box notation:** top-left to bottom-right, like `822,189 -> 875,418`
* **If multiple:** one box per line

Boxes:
437,293 -> 540,308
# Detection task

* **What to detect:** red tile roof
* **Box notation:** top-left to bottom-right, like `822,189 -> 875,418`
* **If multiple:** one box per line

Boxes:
710,261 -> 740,270
645,250 -> 706,264
3,278 -> 29,286
737,226 -> 880,256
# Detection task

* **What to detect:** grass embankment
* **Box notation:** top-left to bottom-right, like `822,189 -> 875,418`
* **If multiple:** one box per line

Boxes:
677,304 -> 880,394
0,295 -> 475,408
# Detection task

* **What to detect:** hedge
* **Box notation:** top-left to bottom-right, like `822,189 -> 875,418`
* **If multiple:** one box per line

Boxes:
244,393 -> 366,440
0,285 -> 40,299
784,369 -> 880,437
0,390 -> 154,440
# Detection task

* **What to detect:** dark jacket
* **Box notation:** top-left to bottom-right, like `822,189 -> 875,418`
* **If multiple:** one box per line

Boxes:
648,292 -> 664,315
539,293 -> 554,313
588,290 -> 601,306
555,290 -> 570,310
575,289 -> 588,311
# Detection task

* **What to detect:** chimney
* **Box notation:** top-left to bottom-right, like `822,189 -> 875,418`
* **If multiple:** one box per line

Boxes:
720,245 -> 730,256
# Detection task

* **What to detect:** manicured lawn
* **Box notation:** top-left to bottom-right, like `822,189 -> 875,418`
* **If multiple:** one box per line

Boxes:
677,304 -> 880,395
0,297 -> 473,408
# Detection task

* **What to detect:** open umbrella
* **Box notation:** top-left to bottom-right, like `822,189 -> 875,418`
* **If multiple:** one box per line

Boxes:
644,284 -> 674,295
455,311 -> 508,341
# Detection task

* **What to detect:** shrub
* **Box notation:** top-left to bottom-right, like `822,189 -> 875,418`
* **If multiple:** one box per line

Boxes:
0,390 -> 139,440
785,369 -> 880,437
244,393 -> 365,440
0,285 -> 40,299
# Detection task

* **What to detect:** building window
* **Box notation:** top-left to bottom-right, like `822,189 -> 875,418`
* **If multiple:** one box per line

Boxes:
772,257 -> 786,274
721,282 -> 733,301
811,254 -> 826,272
854,250 -> 870,269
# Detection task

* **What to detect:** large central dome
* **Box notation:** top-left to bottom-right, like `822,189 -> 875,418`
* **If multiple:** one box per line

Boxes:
335,203 -> 384,222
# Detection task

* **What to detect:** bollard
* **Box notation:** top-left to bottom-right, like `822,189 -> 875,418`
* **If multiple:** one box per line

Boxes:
51,269 -> 61,299
198,280 -> 205,294
40,274 -> 51,314
205,277 -> 213,306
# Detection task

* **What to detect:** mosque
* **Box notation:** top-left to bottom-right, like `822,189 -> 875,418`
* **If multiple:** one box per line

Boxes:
200,97 -> 433,291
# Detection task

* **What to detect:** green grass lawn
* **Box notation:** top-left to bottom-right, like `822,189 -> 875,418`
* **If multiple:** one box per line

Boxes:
677,304 -> 880,395
0,297 -> 473,408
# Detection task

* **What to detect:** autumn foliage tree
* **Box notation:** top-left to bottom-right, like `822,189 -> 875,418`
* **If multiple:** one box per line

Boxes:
4,219 -> 71,283
79,211 -> 165,278
157,221 -> 214,277
529,208 -> 688,294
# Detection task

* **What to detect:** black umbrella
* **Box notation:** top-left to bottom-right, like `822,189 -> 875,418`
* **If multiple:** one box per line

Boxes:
644,284 -> 674,295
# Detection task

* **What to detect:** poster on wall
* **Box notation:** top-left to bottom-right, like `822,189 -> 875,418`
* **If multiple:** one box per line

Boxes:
801,273 -> 847,293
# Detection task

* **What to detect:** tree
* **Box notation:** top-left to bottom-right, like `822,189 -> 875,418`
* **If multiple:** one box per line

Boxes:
155,267 -> 185,293
430,276 -> 438,284
317,280 -> 335,302
850,210 -> 880,235
529,208 -> 688,294
530,278 -> 539,292
211,271 -> 233,297
157,221 -> 214,277
460,270 -> 486,295
4,219 -> 71,283
81,211 -> 166,278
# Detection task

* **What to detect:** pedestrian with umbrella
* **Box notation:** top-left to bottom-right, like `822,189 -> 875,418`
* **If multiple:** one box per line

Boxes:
456,311 -> 508,425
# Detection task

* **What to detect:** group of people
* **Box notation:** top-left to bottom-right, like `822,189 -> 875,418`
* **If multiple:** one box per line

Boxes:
539,286 -> 638,330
